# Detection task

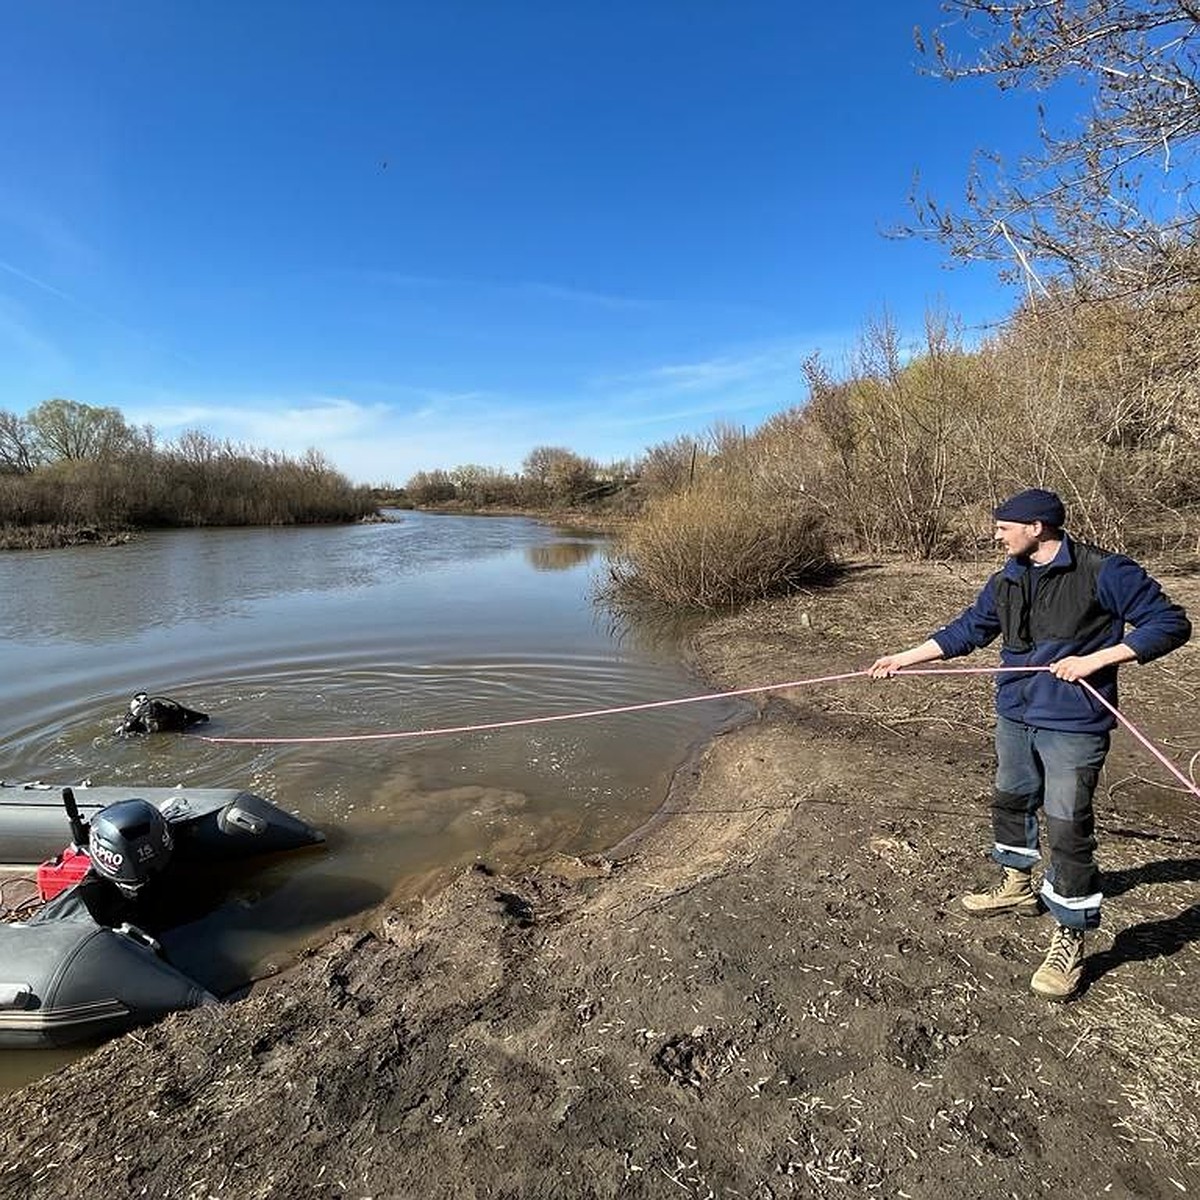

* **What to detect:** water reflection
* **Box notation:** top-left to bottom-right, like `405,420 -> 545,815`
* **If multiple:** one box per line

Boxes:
526,540 -> 600,571
596,596 -> 711,661
160,867 -> 392,998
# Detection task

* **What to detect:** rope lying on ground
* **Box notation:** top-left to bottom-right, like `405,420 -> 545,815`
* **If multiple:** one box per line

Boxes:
195,665 -> 1200,803
0,876 -> 41,923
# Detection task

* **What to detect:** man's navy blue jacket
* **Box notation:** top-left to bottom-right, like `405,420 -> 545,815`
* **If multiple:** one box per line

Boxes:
931,534 -> 1191,734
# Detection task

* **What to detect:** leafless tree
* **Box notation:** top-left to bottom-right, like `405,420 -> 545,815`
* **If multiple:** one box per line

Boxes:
913,2 -> 1200,300
0,410 -> 34,473
521,445 -> 598,503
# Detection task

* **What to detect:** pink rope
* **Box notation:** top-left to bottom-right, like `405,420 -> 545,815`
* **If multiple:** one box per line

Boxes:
195,663 -> 1200,802
195,669 -> 869,745
1077,679 -> 1200,798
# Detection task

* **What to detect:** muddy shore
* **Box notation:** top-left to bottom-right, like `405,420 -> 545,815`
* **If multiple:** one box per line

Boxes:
2,561 -> 1198,1199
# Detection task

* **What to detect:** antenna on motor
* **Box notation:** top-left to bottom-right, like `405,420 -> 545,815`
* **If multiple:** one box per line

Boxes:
62,786 -> 89,849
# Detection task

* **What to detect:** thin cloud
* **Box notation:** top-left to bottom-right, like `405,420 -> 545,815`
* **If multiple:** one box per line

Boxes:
596,392 -> 786,433
596,341 -> 814,395
516,281 -> 650,311
0,256 -> 197,369
562,334 -> 872,446
129,394 -> 386,445
0,295 -> 71,376
368,270 -> 650,311
0,190 -> 97,271
585,341 -> 808,431
0,258 -> 82,307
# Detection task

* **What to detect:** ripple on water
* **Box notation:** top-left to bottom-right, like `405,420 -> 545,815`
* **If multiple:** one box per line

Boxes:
0,516 -> 747,1091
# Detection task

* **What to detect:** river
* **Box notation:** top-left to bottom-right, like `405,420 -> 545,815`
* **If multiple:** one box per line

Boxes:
0,512 -> 743,1089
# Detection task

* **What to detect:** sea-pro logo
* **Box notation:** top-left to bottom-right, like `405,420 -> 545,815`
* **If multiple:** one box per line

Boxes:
90,842 -> 124,872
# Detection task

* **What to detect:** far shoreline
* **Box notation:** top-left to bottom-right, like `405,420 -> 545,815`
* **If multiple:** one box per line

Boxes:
0,506 -> 625,552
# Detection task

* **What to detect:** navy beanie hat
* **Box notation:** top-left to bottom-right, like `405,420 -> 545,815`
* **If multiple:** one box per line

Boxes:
994,488 -> 1066,527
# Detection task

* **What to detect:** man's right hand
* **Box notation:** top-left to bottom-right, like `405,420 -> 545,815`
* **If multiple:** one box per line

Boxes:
867,638 -> 946,678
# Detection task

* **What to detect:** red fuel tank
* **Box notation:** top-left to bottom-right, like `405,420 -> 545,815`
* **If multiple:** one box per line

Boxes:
36,846 -> 92,901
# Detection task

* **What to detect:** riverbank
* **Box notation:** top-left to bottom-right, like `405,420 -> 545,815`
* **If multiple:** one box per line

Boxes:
0,511 -> 397,551
0,523 -> 133,551
2,559 -> 1198,1199
414,501 -> 634,535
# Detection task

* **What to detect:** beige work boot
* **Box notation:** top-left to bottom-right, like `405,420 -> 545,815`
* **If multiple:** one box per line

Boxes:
1030,924 -> 1085,1002
960,865 -> 1041,918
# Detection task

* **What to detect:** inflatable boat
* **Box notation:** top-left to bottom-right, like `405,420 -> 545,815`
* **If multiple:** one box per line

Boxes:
0,780 -> 324,866
0,782 -> 324,1049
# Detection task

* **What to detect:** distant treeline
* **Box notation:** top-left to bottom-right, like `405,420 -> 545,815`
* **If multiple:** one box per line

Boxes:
398,445 -> 637,514
0,400 -> 376,545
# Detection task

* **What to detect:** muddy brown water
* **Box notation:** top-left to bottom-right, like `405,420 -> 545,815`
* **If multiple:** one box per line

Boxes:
0,512 -> 744,1091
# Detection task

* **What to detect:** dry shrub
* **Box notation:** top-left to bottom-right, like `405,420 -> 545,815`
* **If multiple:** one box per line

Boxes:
605,478 -> 832,610
972,293 -> 1200,550
800,313 -> 985,558
792,296 -> 1200,558
635,434 -> 706,500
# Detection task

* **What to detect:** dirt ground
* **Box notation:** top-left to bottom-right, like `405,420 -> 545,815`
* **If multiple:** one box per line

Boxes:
2,559 -> 1199,1200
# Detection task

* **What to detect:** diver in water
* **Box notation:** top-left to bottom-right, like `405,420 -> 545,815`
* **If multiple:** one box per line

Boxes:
115,693 -> 209,737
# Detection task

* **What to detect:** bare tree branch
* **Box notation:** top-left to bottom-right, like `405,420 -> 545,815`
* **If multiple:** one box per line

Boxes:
908,1 -> 1200,298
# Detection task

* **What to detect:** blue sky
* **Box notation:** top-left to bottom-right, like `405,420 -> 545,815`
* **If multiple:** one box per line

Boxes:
1,2 -> 1042,485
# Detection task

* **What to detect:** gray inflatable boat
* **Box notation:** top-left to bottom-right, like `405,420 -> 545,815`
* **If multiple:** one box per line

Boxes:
0,780 -> 324,866
0,782 -> 324,1049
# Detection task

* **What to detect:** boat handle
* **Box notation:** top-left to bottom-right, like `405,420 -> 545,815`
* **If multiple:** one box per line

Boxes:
225,806 -> 266,834
115,923 -> 162,955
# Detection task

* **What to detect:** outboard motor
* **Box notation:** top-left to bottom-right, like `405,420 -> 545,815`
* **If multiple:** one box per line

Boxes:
115,692 -> 209,737
87,798 -> 174,897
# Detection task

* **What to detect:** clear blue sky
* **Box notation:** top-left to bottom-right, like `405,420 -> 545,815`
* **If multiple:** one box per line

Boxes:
1,2 -> 1041,485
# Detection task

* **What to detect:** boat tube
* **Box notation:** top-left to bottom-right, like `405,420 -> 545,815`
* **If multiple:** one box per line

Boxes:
0,894 -> 218,1048
0,781 -> 325,866
0,783 -> 325,1049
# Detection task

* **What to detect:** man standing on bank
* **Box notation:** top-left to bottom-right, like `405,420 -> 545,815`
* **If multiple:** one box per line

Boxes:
869,488 -> 1190,1002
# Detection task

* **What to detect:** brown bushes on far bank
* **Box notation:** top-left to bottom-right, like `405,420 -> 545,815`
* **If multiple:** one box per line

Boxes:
0,435 -> 376,536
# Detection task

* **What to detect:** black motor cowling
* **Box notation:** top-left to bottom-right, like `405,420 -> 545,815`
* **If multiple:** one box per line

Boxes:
87,798 -> 174,896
